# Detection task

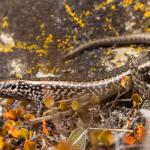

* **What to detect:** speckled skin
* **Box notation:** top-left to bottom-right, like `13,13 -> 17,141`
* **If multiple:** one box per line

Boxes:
0,51 -> 150,102
129,49 -> 150,101
0,44 -> 150,103
0,70 -> 130,101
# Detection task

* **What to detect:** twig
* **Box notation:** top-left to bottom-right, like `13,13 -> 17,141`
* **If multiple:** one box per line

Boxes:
30,109 -> 73,125
88,128 -> 133,132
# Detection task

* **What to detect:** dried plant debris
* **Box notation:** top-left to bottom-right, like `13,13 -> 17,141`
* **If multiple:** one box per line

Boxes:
0,89 -> 148,149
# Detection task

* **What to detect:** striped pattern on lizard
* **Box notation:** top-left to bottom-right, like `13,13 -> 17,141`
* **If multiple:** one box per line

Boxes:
0,34 -> 150,104
0,50 -> 149,103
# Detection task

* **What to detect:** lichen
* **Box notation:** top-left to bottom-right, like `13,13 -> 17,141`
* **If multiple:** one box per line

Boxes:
64,0 -> 85,28
2,17 -> 9,29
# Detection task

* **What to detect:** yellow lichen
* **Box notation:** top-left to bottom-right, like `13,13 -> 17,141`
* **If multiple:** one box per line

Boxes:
35,49 -> 47,56
15,41 -> 28,49
2,17 -> 9,29
43,34 -> 53,49
122,0 -> 133,7
94,0 -> 114,10
83,10 -> 92,17
111,5 -> 116,10
94,2 -> 107,10
40,23 -> 46,37
15,73 -> 23,79
134,3 -> 144,11
106,0 -> 114,4
64,1 -> 85,28
0,44 -> 14,53
36,63 -> 60,75
15,40 -> 48,56
144,11 -> 150,18
57,35 -> 73,50
27,68 -> 33,75
90,67 -> 97,72
15,41 -> 37,51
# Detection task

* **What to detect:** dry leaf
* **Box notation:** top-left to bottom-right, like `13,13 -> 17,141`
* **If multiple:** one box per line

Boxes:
4,120 -> 16,129
0,136 -> 4,149
131,94 -> 143,108
0,127 -> 8,136
68,128 -> 87,150
90,130 -> 114,146
55,140 -> 74,150
3,109 -> 16,120
9,128 -> 21,138
100,130 -> 114,145
24,113 -> 35,120
90,96 -> 101,105
121,75 -> 132,89
71,100 -> 79,111
127,120 -> 132,129
42,120 -> 49,135
59,101 -> 68,111
43,96 -> 54,108
15,105 -> 26,117
8,127 -> 29,139
24,140 -> 36,150
3,142 -> 12,150
18,128 -> 29,139
135,124 -> 146,142
124,133 -> 136,145
6,98 -> 14,105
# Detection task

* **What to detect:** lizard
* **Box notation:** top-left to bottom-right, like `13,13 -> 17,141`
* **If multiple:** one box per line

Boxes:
0,34 -> 149,114
0,49 -> 149,104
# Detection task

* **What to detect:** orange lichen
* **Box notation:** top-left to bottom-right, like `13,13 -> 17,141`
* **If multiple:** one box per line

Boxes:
124,133 -> 136,145
42,120 -> 49,135
122,0 -> 133,7
135,124 -> 146,142
0,136 -> 4,149
24,140 -> 36,150
3,109 -> 16,120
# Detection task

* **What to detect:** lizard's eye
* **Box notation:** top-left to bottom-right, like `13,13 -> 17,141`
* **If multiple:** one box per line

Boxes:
11,84 -> 16,90
4,84 -> 16,90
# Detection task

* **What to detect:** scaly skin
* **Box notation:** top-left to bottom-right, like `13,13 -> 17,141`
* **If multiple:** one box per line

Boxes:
0,70 -> 130,101
64,33 -> 150,60
0,37 -> 149,103
0,55 -> 149,103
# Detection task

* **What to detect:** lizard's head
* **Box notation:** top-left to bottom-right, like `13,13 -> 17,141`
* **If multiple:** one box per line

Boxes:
0,80 -> 18,96
130,48 -> 150,83
130,48 -> 150,69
